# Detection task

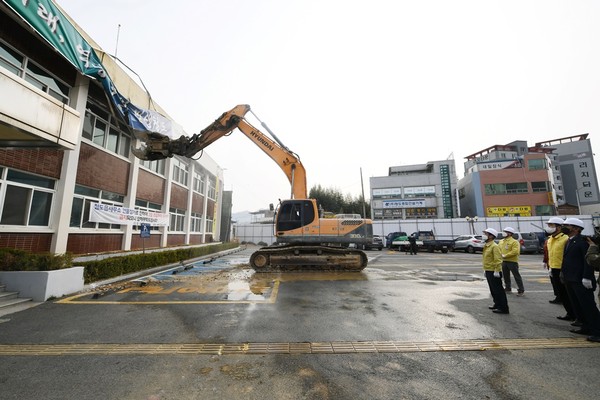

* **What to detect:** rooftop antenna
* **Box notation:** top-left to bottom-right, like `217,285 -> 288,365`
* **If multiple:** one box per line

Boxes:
114,24 -> 121,58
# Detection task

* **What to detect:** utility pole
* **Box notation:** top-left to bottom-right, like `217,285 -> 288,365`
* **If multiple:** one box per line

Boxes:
360,167 -> 367,218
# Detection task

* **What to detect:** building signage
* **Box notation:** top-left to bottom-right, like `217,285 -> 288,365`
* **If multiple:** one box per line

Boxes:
486,206 -> 531,217
383,200 -> 426,209
404,186 -> 435,195
89,203 -> 169,226
477,160 -> 521,171
373,188 -> 402,196
2,0 -> 184,139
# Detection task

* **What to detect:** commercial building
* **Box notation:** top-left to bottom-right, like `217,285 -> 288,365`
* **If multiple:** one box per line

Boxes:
535,134 -> 599,215
0,2 -> 224,254
457,136 -> 600,217
369,160 -> 458,220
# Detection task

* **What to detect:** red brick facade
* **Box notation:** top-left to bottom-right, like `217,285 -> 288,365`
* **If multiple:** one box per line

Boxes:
67,234 -> 123,255
170,184 -> 188,209
137,169 -> 165,204
76,143 -> 129,195
130,234 -> 162,250
167,234 -> 186,247
0,149 -> 63,178
0,233 -> 52,252
191,193 -> 204,213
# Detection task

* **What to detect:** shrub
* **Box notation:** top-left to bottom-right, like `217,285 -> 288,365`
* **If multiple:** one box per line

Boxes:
0,248 -> 73,271
78,242 -> 238,283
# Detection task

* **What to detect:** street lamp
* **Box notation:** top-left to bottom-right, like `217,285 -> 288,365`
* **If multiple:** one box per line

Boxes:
466,216 -> 478,234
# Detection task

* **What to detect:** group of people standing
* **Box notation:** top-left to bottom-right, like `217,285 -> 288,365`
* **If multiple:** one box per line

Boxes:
481,218 -> 600,343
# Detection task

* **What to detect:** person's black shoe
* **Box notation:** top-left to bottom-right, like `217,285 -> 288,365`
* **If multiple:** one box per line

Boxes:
493,309 -> 509,314
557,315 -> 575,321
587,336 -> 600,343
571,320 -> 583,327
549,298 -> 562,304
570,328 -> 591,335
488,305 -> 497,310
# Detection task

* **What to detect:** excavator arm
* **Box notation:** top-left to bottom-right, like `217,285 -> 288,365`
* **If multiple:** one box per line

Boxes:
132,104 -> 307,199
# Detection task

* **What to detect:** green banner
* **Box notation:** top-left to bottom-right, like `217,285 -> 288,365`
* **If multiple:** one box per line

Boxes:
2,0 -> 182,138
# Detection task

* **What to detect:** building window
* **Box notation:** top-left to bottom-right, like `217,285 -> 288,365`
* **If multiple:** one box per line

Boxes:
205,217 -> 214,233
528,159 -> 547,171
70,185 -> 124,229
191,212 -> 203,232
169,207 -> 186,231
193,171 -> 205,194
207,176 -> 217,200
531,181 -> 550,193
82,102 -> 131,158
0,169 -> 55,226
0,39 -> 70,104
139,159 -> 165,175
135,199 -> 162,231
535,205 -> 554,216
172,159 -> 189,186
485,183 -> 528,195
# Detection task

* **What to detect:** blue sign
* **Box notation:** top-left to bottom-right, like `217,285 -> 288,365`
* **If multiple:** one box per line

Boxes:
140,223 -> 151,238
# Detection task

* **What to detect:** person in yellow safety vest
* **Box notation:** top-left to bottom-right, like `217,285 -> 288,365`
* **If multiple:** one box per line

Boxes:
482,228 -> 509,314
544,217 -> 576,323
499,227 -> 525,296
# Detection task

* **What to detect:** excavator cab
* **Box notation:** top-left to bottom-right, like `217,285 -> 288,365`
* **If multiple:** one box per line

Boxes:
276,200 -> 316,233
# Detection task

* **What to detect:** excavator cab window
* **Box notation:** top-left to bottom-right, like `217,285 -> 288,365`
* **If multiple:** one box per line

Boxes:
277,200 -> 314,231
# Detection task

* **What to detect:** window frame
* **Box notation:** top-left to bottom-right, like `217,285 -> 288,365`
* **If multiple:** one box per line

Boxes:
0,168 -> 56,227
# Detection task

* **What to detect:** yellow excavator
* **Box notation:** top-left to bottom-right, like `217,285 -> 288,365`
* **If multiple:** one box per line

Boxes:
132,105 -> 371,272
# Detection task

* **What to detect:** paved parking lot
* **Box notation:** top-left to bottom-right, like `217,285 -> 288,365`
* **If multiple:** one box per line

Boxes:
1,246 -> 599,399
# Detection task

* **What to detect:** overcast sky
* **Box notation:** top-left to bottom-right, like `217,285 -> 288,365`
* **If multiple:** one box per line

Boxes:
56,0 -> 600,213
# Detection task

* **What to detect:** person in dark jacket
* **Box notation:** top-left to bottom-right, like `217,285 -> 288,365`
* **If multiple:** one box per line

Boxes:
408,234 -> 418,255
561,218 -> 600,342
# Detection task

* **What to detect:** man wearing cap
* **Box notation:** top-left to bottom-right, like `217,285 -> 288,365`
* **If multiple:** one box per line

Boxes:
499,227 -> 524,296
544,217 -> 575,322
482,228 -> 509,314
561,218 -> 600,342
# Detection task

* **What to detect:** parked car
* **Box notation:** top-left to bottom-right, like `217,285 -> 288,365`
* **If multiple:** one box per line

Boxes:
364,235 -> 384,250
495,231 -> 541,254
453,235 -> 485,253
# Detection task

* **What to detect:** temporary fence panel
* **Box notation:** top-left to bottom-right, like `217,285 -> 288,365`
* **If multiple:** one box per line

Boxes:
233,215 -> 597,245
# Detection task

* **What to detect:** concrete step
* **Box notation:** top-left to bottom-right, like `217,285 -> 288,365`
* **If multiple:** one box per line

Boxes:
0,290 -> 18,301
0,295 -> 32,309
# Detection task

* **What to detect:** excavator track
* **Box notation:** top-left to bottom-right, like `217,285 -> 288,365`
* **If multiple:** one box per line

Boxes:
249,245 -> 368,272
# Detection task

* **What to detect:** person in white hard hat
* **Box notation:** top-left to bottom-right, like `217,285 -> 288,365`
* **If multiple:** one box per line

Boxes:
482,228 -> 509,314
543,217 -> 575,323
498,227 -> 524,296
561,218 -> 600,342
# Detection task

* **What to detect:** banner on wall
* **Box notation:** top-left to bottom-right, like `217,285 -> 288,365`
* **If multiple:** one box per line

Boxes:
89,203 -> 169,226
2,0 -> 184,138
487,206 -> 532,217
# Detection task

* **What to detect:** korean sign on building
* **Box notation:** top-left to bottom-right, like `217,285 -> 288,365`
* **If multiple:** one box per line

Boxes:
486,206 -> 531,217
383,200 -> 426,209
89,203 -> 169,226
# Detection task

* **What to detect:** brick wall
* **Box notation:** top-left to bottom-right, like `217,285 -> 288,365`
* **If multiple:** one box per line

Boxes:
170,184 -> 188,209
189,234 -> 203,245
0,149 -> 63,178
137,169 -> 165,204
0,233 -> 52,252
192,192 -> 204,213
76,144 -> 129,195
130,234 -> 162,250
67,234 -> 123,255
167,234 -> 186,247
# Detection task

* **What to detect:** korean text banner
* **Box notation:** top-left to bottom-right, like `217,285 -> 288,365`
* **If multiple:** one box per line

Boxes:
89,203 -> 169,226
2,0 -> 183,138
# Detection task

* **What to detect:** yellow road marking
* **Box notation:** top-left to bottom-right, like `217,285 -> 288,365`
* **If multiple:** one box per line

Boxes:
0,337 -> 597,356
56,281 -> 280,305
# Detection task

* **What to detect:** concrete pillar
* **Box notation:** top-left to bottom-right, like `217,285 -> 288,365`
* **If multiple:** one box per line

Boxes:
161,158 -> 174,248
121,147 -> 141,251
50,74 -> 89,254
